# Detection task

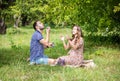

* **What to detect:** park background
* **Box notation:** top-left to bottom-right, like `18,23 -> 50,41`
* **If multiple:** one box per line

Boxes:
0,0 -> 120,81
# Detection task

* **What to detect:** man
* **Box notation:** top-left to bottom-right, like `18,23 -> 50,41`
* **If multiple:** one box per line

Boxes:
30,21 -> 55,65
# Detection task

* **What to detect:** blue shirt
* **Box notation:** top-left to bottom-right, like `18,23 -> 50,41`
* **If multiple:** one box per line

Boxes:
30,30 -> 44,62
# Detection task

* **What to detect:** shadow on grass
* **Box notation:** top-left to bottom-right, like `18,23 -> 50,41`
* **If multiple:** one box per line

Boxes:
0,46 -> 29,67
83,35 -> 120,59
84,35 -> 120,46
0,44 -> 65,71
0,48 -> 13,67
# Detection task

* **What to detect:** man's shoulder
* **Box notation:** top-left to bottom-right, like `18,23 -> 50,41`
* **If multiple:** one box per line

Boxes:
33,31 -> 41,35
32,31 -> 43,39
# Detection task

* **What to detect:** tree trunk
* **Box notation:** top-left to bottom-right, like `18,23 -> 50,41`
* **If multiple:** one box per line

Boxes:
0,18 -> 7,34
14,15 -> 21,28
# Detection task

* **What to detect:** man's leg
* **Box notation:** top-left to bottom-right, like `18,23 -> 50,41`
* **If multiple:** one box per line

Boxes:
48,58 -> 56,65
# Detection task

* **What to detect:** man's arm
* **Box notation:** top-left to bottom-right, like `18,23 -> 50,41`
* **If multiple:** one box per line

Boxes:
45,27 -> 50,43
39,39 -> 51,48
39,27 -> 51,48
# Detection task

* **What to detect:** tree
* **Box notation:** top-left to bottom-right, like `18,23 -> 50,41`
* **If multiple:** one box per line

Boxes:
42,0 -> 120,37
0,0 -> 14,34
10,0 -> 47,26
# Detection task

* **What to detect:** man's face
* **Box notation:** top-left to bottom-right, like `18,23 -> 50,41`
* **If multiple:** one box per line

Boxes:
36,21 -> 44,30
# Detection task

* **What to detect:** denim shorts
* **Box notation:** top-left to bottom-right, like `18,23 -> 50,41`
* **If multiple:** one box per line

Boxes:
30,56 -> 48,65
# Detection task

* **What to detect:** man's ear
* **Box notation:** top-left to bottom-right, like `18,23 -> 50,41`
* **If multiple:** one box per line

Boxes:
35,26 -> 38,30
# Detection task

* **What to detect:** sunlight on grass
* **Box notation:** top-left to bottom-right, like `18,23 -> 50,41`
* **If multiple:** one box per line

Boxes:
0,27 -> 120,81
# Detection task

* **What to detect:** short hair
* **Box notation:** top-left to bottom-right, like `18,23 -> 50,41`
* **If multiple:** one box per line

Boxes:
33,21 -> 38,30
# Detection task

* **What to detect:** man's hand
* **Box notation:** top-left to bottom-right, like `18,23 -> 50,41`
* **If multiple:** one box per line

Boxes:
48,42 -> 54,47
46,27 -> 50,34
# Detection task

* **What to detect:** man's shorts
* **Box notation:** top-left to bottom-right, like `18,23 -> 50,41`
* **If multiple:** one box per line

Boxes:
30,56 -> 48,65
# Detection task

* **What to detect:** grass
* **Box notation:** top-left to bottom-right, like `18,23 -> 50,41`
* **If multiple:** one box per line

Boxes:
0,26 -> 120,81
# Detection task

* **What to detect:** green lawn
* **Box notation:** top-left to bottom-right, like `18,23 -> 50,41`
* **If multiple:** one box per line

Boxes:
0,26 -> 120,81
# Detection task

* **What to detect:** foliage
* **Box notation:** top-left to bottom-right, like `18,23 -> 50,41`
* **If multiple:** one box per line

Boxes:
0,0 -> 15,19
10,0 -> 47,24
1,0 -> 120,43
113,3 -> 120,13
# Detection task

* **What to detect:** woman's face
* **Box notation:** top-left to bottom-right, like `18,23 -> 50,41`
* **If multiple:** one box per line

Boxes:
72,26 -> 78,35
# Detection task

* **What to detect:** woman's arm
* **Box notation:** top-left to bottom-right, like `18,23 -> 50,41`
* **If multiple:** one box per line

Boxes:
69,37 -> 83,50
62,40 -> 70,50
61,36 -> 70,50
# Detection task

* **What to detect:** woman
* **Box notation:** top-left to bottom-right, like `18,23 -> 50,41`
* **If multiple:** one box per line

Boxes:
57,25 -> 84,66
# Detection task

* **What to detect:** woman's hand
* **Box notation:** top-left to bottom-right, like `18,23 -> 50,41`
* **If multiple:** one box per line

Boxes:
60,36 -> 65,41
60,36 -> 70,50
